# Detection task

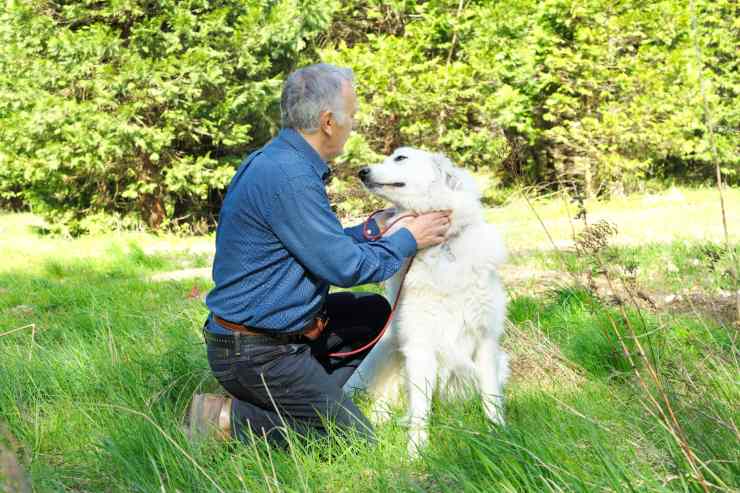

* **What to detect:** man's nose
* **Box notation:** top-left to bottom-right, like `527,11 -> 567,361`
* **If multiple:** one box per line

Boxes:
358,167 -> 370,181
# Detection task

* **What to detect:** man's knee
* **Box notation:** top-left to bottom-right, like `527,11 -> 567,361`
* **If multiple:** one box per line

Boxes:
357,293 -> 391,331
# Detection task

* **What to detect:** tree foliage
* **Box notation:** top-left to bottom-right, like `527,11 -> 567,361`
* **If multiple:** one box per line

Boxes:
326,0 -> 738,196
0,0 -> 737,233
0,0 -> 336,232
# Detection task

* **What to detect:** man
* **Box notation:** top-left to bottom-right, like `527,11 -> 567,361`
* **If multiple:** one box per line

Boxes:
187,63 -> 451,445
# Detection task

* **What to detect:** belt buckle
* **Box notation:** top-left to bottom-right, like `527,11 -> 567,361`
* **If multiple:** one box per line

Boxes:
303,315 -> 329,341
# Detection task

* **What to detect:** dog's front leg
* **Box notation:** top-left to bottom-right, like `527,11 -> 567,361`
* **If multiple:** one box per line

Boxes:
404,351 -> 437,457
474,336 -> 508,425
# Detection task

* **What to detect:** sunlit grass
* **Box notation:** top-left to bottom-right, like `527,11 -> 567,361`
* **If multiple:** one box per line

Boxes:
1,186 -> 738,491
486,186 -> 740,252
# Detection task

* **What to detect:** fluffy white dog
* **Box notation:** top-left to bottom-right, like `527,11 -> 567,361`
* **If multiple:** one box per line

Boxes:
344,147 -> 510,456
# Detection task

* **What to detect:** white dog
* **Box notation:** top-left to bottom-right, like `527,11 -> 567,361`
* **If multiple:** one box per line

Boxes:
344,147 -> 510,456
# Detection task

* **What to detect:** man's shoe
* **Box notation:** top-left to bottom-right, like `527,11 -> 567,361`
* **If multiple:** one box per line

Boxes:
185,393 -> 232,442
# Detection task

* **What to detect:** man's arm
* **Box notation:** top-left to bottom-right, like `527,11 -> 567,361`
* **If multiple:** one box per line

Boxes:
266,177 -> 416,288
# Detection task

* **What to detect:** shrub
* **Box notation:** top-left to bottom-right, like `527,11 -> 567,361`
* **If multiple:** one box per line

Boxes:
0,0 -> 736,232
0,0 -> 337,232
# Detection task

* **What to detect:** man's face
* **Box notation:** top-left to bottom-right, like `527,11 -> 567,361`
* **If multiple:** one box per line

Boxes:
324,81 -> 357,160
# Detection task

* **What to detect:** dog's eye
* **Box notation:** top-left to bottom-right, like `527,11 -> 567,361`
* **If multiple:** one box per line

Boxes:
394,155 -> 407,162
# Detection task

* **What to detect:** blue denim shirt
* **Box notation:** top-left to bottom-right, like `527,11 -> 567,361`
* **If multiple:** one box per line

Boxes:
205,128 -> 417,334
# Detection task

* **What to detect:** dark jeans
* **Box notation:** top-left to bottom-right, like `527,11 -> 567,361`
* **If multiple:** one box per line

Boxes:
205,291 -> 390,446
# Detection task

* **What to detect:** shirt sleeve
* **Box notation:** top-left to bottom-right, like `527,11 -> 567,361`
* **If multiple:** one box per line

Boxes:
266,176 -> 417,288
343,219 -> 380,243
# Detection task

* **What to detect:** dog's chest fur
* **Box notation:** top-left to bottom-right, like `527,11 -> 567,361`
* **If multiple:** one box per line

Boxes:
387,221 -> 503,346
404,222 -> 499,292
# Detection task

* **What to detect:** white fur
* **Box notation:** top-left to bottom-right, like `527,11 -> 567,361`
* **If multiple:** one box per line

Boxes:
344,148 -> 510,457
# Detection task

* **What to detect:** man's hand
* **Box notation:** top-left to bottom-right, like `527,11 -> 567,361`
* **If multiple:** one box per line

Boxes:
390,211 -> 451,250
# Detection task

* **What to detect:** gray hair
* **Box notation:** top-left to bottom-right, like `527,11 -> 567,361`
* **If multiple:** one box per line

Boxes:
280,63 -> 355,133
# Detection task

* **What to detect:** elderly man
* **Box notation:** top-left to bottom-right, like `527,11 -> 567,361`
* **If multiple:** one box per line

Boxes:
187,63 -> 450,445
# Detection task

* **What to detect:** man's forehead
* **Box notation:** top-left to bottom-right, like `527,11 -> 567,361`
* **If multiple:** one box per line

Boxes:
340,78 -> 355,91
341,81 -> 357,110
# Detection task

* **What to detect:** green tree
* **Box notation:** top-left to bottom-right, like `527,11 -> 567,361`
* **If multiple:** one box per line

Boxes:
0,0 -> 336,232
0,0 -> 736,231
327,0 -> 738,198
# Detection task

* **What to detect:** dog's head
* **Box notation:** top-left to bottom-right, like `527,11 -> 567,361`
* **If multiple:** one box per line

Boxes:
358,147 -> 479,212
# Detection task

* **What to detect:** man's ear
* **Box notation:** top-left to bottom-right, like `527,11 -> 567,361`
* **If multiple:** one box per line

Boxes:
432,153 -> 463,191
319,110 -> 334,136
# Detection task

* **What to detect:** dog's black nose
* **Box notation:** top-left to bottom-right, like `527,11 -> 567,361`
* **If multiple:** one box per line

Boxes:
358,167 -> 370,181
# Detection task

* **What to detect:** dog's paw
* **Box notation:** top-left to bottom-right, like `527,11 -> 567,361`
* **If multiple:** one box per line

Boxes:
370,407 -> 393,425
368,399 -> 395,425
407,426 -> 428,458
484,402 -> 506,426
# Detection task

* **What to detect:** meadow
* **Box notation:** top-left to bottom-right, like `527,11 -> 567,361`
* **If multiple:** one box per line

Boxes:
1,187 -> 738,492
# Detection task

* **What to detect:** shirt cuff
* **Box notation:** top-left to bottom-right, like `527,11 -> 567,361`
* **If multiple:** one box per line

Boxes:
387,227 -> 417,257
344,219 -> 380,243
365,218 -> 381,238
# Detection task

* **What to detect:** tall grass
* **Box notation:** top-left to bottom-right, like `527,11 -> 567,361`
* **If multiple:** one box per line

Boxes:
1,200 -> 738,491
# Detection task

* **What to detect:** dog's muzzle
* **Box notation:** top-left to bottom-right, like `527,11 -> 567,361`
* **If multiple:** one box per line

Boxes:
358,167 -> 405,188
358,167 -> 371,185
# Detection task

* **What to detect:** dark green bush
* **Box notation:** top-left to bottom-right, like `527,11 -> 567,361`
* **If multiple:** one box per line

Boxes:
0,0 -> 737,232
0,0 -> 336,232
328,0 -> 738,196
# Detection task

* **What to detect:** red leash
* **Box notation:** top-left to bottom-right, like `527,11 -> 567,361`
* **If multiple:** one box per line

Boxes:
328,210 -> 416,358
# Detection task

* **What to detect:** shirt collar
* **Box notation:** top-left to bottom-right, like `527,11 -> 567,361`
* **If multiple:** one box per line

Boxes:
278,128 -> 332,183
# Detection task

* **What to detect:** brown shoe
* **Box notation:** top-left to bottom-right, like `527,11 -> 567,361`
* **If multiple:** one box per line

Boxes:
185,393 -> 232,442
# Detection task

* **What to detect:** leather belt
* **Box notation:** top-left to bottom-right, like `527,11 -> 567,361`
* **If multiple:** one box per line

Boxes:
204,328 -> 303,347
213,316 -> 264,336
211,313 -> 329,342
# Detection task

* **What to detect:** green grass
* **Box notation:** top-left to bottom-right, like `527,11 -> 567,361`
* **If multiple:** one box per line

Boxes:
1,187 -> 738,492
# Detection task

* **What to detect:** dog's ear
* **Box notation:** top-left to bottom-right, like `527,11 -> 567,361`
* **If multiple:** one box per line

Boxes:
432,153 -> 463,191
445,170 -> 463,191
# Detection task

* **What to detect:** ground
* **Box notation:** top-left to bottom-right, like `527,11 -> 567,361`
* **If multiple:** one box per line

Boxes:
0,186 -> 738,492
